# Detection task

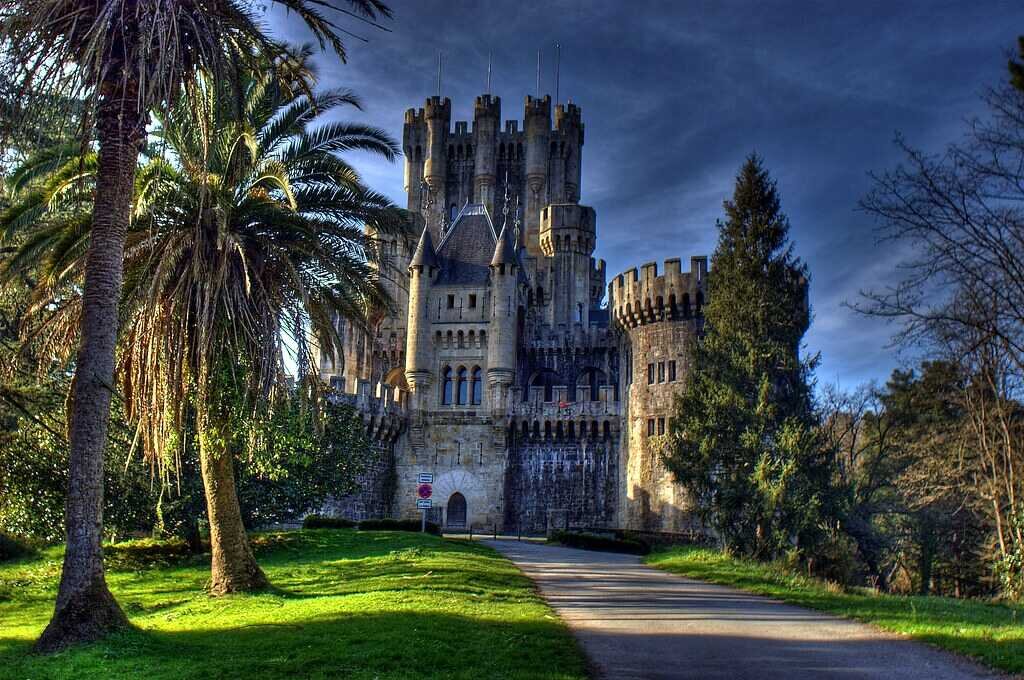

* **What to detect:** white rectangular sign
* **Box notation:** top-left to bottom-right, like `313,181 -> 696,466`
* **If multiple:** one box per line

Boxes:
416,499 -> 433,509
418,472 -> 434,484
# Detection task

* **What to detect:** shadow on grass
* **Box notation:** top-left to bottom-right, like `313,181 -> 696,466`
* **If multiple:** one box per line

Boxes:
0,609 -> 586,680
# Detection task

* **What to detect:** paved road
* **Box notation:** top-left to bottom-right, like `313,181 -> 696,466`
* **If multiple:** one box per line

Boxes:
485,539 -> 999,680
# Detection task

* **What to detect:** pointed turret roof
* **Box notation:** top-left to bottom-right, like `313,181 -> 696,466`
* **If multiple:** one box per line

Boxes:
409,227 -> 438,269
490,223 -> 516,267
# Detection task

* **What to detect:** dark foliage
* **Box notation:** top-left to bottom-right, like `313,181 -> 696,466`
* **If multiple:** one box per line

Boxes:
0,530 -> 36,561
358,518 -> 442,536
548,530 -> 650,555
303,515 -> 357,529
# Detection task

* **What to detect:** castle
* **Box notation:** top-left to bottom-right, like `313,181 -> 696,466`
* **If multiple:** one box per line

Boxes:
316,92 -> 707,534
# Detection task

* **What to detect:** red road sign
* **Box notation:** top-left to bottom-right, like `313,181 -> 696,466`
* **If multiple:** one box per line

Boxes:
417,483 -> 432,499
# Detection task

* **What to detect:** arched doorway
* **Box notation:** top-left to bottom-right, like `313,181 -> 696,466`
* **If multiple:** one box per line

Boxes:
446,492 -> 467,528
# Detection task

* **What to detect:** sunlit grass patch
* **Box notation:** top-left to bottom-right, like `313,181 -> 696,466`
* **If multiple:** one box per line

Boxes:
0,530 -> 586,680
647,545 -> 1024,673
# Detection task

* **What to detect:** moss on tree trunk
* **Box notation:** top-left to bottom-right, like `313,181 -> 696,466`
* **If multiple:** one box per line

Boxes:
197,380 -> 267,595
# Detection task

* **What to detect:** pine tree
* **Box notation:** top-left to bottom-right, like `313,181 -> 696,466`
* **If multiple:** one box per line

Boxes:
665,155 -> 830,559
1010,36 -> 1024,92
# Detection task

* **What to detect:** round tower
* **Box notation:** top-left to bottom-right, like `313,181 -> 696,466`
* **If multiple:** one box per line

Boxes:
405,227 -> 439,404
403,107 -> 427,212
487,224 -> 518,410
523,95 -> 551,255
539,203 -> 596,326
473,94 -> 500,217
422,96 -> 451,237
609,256 -> 708,533
555,102 -> 583,203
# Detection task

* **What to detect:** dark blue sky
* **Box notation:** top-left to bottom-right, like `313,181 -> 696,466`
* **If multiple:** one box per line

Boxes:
271,0 -> 1023,390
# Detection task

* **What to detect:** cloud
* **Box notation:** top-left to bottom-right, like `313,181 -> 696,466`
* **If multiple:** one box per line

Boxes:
267,0 -> 1024,388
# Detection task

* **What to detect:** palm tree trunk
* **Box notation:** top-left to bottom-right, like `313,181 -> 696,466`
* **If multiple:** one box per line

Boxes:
35,93 -> 143,653
196,380 -> 267,595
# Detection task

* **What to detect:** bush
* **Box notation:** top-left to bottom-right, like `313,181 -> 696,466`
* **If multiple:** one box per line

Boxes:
104,537 -> 198,569
358,518 -> 442,536
303,514 -> 357,529
548,530 -> 649,555
0,531 -> 36,562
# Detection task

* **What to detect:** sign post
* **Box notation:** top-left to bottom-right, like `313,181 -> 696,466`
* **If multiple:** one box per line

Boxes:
417,473 -> 433,532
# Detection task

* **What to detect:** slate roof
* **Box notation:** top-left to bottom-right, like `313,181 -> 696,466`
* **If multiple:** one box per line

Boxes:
490,223 -> 516,267
435,205 -> 498,285
409,227 -> 439,269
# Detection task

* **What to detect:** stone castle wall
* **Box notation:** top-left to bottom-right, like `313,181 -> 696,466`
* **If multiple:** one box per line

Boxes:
610,258 -> 708,533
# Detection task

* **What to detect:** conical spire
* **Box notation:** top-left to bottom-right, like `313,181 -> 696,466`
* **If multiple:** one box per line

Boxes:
490,222 -> 516,267
409,227 -> 439,269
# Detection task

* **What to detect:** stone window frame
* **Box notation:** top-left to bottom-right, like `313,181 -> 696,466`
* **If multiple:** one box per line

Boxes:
647,363 -> 655,385
441,366 -> 453,405
647,418 -> 655,436
471,366 -> 483,405
668,360 -> 677,382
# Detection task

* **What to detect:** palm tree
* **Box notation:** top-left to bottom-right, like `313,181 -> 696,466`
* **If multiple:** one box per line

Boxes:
0,0 -> 392,651
3,52 -> 405,596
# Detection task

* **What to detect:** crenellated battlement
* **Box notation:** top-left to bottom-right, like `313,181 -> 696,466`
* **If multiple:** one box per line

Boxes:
474,94 -> 501,120
424,95 -> 451,120
539,203 -> 596,255
404,107 -> 426,125
329,378 -> 406,442
525,94 -> 552,121
609,256 -> 708,328
405,95 -> 581,138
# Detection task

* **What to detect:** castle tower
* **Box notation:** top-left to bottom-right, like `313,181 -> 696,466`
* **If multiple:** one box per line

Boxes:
422,96 -> 451,240
487,222 -> 519,409
405,227 -> 439,405
402,108 -> 427,212
609,256 -> 707,532
554,102 -> 583,203
539,203 -> 596,327
523,95 -> 551,255
473,95 -> 500,217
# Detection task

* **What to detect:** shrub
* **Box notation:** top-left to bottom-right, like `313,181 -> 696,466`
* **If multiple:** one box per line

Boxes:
303,514 -> 357,529
0,531 -> 36,562
548,530 -> 649,555
358,518 -> 442,536
104,537 -> 198,569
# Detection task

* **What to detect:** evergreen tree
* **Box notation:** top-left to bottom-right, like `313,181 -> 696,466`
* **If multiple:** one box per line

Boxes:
665,155 -> 830,559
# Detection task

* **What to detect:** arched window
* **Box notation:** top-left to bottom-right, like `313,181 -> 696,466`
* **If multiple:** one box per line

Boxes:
682,293 -> 691,318
457,366 -> 468,405
441,366 -> 453,405
471,367 -> 482,405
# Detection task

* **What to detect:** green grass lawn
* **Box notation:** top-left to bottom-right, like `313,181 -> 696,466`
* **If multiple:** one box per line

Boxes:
0,530 -> 587,680
647,546 -> 1024,674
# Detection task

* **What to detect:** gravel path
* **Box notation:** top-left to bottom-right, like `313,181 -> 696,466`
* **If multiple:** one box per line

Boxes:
485,539 -> 999,680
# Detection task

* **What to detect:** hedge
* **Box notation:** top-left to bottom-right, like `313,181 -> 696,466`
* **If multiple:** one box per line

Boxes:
0,531 -> 37,562
302,515 -> 442,536
358,518 -> 442,536
548,530 -> 649,554
303,514 -> 357,529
